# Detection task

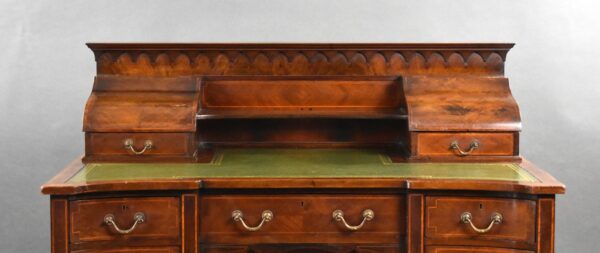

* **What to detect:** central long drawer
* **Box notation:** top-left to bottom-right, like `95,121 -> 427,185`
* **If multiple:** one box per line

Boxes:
198,194 -> 405,244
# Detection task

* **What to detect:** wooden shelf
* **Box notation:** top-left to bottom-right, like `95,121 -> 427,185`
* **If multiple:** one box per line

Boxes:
196,108 -> 408,120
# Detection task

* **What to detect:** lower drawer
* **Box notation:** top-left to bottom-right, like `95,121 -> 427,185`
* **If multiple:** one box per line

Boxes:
425,197 -> 536,246
201,245 -> 401,253
72,247 -> 179,253
199,195 -> 405,244
70,197 -> 181,243
426,246 -> 533,253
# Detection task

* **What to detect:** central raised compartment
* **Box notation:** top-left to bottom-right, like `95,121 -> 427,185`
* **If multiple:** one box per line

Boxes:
196,76 -> 409,150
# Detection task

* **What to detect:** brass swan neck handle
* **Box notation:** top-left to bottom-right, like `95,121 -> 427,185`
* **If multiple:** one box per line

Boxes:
232,210 -> 273,232
450,140 -> 479,156
460,212 -> 503,234
123,139 -> 153,155
332,209 -> 374,231
103,212 -> 145,234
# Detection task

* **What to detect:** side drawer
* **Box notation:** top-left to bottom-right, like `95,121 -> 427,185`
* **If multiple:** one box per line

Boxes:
199,195 -> 405,244
414,132 -> 515,157
85,133 -> 196,162
425,197 -> 536,246
70,197 -> 181,243
426,246 -> 533,253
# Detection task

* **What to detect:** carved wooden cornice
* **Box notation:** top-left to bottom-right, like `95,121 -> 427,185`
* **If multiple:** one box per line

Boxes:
87,43 -> 513,76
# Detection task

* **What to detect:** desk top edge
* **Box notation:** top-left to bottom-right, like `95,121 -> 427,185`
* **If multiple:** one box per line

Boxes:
41,150 -> 565,195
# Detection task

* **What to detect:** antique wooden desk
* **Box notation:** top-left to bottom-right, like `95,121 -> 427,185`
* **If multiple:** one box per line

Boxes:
42,43 -> 565,253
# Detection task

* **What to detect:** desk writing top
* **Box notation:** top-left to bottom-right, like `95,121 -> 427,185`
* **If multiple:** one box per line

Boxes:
42,149 -> 565,195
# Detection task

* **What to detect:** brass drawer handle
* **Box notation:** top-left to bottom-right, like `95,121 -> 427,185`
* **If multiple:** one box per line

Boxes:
123,139 -> 153,155
460,212 -> 503,234
450,140 -> 479,156
103,212 -> 145,234
332,209 -> 374,231
231,210 -> 273,232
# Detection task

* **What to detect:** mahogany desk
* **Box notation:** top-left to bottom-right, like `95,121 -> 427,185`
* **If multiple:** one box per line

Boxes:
42,43 -> 565,253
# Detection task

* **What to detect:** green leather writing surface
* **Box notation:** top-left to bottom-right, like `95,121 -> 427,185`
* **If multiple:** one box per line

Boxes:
68,149 -> 536,183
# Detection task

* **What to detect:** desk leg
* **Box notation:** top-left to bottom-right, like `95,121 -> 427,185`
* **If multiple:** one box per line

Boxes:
538,196 -> 556,253
51,196 -> 69,253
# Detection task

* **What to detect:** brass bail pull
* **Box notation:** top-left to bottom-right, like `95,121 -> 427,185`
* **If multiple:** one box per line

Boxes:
460,212 -> 503,234
123,139 -> 153,155
103,212 -> 146,234
332,209 -> 375,231
450,140 -> 479,156
231,210 -> 274,232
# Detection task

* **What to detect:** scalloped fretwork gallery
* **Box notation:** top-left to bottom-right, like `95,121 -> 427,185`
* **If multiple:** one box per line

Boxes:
93,50 -> 506,76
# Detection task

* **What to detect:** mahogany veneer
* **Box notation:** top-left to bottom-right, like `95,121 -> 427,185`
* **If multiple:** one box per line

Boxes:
42,43 -> 564,253
414,132 -> 516,157
425,197 -> 536,247
70,197 -> 181,243
199,195 -> 404,244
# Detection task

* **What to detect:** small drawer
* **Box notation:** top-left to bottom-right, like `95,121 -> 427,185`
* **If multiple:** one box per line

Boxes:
425,197 -> 536,245
426,246 -> 533,253
72,247 -> 179,253
70,197 -> 181,243
85,133 -> 196,162
414,132 -> 515,157
199,195 -> 405,244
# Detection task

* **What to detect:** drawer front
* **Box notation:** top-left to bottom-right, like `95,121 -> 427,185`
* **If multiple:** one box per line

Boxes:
415,132 -> 515,157
199,195 -> 405,244
72,247 -> 179,253
425,197 -> 536,245
201,245 -> 401,253
85,133 -> 195,160
426,246 -> 533,253
70,197 -> 181,243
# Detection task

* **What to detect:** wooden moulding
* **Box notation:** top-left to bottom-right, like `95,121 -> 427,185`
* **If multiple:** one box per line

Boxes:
87,43 -> 513,77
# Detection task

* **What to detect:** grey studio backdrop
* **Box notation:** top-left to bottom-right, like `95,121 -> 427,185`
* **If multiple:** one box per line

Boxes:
0,0 -> 599,252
